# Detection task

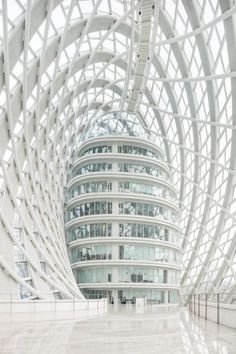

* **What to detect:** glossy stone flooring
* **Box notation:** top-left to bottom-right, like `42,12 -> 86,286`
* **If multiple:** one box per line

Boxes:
0,305 -> 235,354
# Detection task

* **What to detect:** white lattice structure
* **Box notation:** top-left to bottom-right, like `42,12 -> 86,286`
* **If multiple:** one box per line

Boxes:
0,0 -> 235,302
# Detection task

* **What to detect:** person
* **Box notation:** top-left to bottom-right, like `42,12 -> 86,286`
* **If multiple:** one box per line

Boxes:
121,296 -> 126,304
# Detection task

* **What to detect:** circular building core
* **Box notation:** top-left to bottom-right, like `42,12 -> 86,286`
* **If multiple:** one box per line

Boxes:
66,112 -> 182,304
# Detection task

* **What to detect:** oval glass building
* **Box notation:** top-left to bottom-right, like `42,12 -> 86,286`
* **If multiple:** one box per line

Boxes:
66,112 -> 182,304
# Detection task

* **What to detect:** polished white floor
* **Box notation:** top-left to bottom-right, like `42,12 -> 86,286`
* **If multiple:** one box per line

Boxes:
0,305 -> 235,354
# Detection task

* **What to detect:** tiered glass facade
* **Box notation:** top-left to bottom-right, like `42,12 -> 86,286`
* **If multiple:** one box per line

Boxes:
66,112 -> 182,304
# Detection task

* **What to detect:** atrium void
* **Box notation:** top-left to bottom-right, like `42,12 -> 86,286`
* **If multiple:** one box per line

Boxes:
0,0 -> 236,352
0,0 -> 235,305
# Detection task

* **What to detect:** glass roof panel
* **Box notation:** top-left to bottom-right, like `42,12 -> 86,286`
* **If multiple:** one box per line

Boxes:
0,0 -> 235,302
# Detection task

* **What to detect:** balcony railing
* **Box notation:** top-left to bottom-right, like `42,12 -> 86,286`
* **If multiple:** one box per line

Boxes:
187,292 -> 236,328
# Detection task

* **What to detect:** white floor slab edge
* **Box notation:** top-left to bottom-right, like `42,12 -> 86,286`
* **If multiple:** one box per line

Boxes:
0,305 -> 235,354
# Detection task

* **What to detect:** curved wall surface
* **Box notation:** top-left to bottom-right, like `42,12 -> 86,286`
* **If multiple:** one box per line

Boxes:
66,128 -> 182,304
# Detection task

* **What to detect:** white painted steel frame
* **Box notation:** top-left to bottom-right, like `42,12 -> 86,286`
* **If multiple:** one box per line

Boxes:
0,0 -> 235,303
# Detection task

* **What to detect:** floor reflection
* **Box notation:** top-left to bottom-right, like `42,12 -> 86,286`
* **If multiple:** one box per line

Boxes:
0,306 -> 235,354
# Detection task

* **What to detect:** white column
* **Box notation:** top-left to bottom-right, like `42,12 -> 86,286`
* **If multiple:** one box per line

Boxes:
165,290 -> 169,304
113,143 -> 118,154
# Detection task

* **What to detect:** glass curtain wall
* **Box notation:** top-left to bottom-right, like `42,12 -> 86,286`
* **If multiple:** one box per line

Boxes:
66,112 -> 182,304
